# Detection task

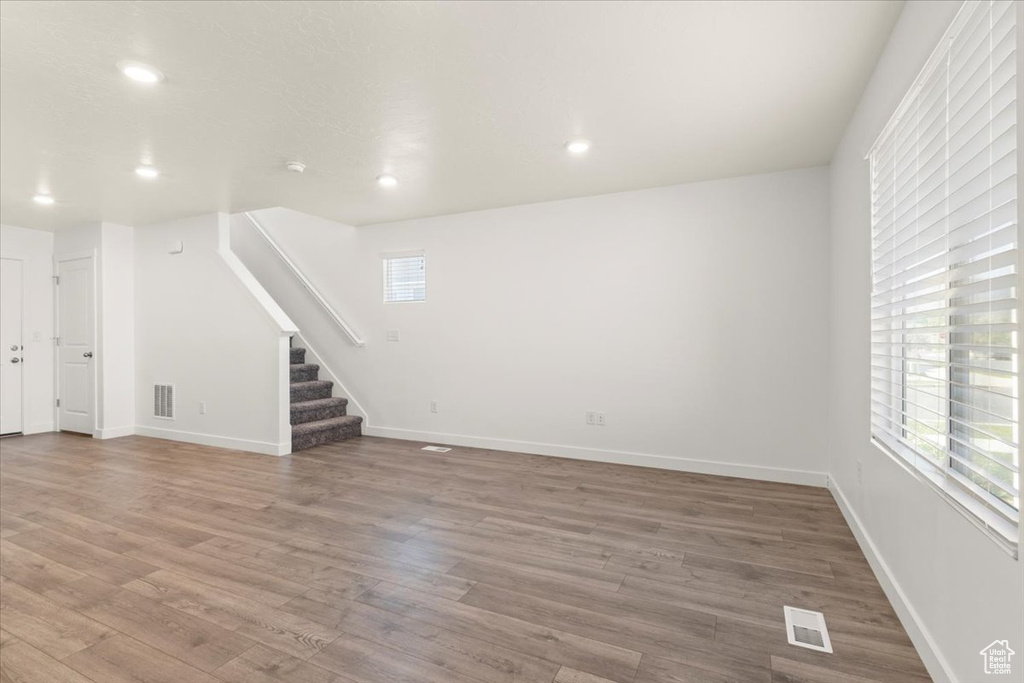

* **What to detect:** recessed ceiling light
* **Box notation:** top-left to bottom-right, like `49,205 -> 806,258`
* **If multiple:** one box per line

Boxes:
377,174 -> 398,187
135,165 -> 159,179
565,139 -> 591,154
117,60 -> 165,84
33,194 -> 55,205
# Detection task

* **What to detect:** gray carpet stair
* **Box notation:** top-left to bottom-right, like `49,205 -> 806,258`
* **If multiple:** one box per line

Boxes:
291,380 -> 333,402
291,396 -> 348,424
289,345 -> 361,451
290,363 -> 320,382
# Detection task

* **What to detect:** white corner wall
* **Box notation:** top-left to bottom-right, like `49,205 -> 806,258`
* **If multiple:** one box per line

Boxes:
238,166 -> 831,484
134,213 -> 291,455
97,222 -> 135,438
829,2 -> 1023,681
1,224 -> 55,434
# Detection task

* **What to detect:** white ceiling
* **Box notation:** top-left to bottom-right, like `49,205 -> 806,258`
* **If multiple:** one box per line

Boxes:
0,0 -> 903,231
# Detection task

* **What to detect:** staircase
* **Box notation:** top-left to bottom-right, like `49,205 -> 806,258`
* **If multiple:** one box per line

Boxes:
289,346 -> 362,451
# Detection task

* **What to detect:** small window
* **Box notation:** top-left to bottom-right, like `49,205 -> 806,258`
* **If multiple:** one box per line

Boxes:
383,253 -> 426,303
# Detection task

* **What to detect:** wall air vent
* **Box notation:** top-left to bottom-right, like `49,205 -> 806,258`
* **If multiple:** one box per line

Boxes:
154,384 -> 175,419
784,606 -> 832,653
421,445 -> 452,453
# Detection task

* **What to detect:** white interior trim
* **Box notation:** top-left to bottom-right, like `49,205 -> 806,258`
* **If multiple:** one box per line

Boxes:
865,0 -> 976,157
379,249 -> 426,259
1,250 -> 29,435
871,438 -> 1018,557
134,425 -> 289,456
242,211 -> 363,346
829,478 -> 956,683
216,216 -> 297,335
95,426 -> 135,439
1015,0 -> 1024,556
24,422 -> 54,435
364,425 -> 827,487
277,335 -> 292,456
53,249 -> 99,437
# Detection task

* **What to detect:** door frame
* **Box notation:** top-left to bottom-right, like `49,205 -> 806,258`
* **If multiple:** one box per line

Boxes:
54,249 -> 99,436
0,250 -> 28,435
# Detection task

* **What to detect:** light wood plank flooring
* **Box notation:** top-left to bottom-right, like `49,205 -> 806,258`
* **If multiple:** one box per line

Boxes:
0,432 -> 930,682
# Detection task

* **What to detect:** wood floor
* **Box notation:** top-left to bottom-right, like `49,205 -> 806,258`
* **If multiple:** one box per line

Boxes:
0,433 -> 930,683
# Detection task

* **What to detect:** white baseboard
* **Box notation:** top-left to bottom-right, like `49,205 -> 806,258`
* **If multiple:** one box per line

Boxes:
95,426 -> 135,439
24,422 -> 54,435
363,426 -> 827,487
134,425 -> 289,456
828,479 -> 955,683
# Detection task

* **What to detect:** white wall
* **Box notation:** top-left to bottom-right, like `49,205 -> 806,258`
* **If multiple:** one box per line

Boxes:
0,224 -> 55,434
134,212 -> 292,455
828,2 -> 1023,681
97,222 -> 135,438
235,166 -> 831,484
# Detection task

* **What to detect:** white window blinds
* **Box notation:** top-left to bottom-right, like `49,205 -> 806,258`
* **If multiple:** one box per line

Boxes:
383,254 -> 426,303
869,0 -> 1019,547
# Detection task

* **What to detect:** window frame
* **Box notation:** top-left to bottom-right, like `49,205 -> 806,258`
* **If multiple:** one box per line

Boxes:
381,251 -> 426,304
867,0 -> 1021,556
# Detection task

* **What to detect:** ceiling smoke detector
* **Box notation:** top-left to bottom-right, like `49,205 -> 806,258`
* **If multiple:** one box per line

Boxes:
285,161 -> 306,174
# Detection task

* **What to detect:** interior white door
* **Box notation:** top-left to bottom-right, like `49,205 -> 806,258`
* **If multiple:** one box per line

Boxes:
0,258 -> 24,435
58,256 -> 95,434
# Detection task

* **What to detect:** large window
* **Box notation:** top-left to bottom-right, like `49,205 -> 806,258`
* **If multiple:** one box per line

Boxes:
869,0 -> 1019,550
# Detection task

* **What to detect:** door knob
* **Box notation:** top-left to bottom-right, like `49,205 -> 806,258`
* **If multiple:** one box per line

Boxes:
9,345 -> 17,351
83,352 -> 93,358
10,357 -> 20,364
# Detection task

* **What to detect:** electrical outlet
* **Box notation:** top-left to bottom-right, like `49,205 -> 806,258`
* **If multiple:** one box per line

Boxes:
386,329 -> 401,342
430,400 -> 438,414
199,401 -> 207,415
585,411 -> 596,425
857,460 -> 863,485
595,412 -> 606,426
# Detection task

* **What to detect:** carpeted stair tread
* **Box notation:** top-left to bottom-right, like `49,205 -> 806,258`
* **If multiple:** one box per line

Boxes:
290,363 -> 321,382
291,415 -> 363,451
292,414 -> 362,436
290,397 -> 348,425
290,380 -> 333,401
287,346 -> 360,451
292,397 -> 348,411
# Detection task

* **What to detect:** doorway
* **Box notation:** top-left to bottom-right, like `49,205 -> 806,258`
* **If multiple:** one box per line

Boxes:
56,254 -> 96,434
0,257 -> 24,435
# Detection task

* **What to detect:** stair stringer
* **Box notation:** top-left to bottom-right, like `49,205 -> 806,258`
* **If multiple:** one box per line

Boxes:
216,215 -> 296,456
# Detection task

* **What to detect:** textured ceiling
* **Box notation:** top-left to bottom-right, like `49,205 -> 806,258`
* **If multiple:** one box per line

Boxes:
0,0 -> 903,231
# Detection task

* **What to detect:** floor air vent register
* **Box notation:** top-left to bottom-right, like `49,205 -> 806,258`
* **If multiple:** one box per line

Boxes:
784,606 -> 833,653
